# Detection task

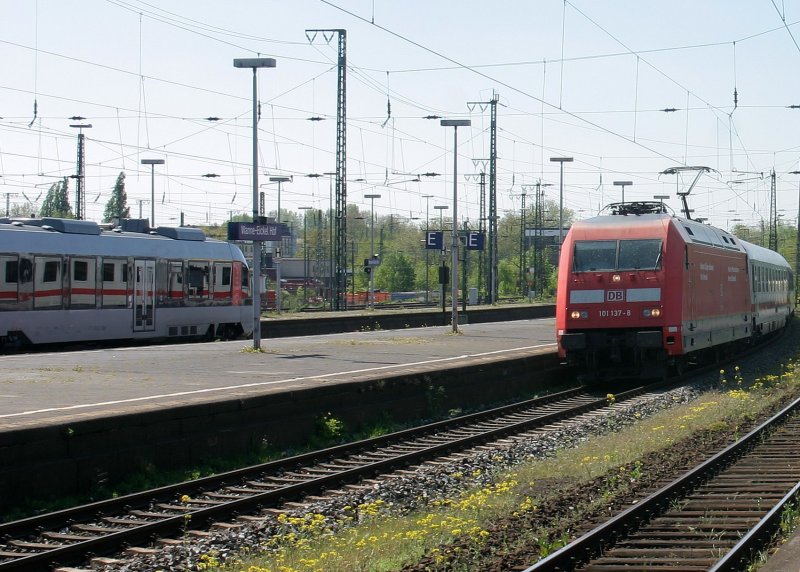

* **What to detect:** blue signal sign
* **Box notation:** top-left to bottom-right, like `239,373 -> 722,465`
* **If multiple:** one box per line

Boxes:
464,231 -> 485,250
425,231 -> 444,250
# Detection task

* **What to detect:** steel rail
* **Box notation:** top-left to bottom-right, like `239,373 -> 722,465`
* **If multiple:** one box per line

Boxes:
522,394 -> 800,572
0,382 -> 667,571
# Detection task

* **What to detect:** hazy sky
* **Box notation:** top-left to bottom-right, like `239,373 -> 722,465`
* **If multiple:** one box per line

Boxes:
2,0 -> 800,230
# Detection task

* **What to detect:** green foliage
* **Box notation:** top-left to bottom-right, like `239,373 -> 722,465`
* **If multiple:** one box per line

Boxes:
376,251 -> 415,292
103,172 -> 130,222
316,412 -> 345,442
39,179 -> 74,218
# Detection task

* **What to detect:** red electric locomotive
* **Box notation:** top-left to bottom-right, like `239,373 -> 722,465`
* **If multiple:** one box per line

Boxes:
556,202 -> 794,378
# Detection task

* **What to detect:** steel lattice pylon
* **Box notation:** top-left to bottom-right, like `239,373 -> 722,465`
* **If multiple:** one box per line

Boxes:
306,28 -> 347,309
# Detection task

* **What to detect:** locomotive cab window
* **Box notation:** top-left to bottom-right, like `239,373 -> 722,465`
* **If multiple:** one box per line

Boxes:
618,239 -> 662,270
573,241 -> 617,272
573,239 -> 662,272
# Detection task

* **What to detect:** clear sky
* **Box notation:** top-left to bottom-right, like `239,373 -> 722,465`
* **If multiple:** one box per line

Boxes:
2,0 -> 800,231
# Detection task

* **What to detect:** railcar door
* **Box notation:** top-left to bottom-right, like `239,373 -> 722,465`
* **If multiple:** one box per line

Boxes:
133,259 -> 156,332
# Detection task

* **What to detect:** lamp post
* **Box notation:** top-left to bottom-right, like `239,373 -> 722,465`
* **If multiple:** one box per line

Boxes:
441,119 -> 470,333
234,56 -> 276,350
268,176 -> 292,226
654,194 -> 669,212
422,194 -> 434,303
549,157 -> 573,249
141,158 -> 165,227
364,193 -> 381,309
299,206 -> 313,305
433,205 -> 448,315
268,176 -> 292,314
614,180 -> 633,206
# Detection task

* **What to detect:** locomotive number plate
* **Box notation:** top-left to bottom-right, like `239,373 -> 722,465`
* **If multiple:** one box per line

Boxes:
599,309 -> 631,318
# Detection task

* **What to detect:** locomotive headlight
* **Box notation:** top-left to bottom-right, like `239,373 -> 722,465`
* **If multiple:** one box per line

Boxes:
643,308 -> 662,317
570,310 -> 589,319
612,274 -> 621,283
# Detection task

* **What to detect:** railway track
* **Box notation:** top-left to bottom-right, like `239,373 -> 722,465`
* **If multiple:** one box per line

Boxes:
522,393 -> 800,572
0,382 -> 671,571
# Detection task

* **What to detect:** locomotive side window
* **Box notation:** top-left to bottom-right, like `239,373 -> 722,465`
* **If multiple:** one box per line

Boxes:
573,241 -> 617,272
618,239 -> 662,270
101,258 -> 128,308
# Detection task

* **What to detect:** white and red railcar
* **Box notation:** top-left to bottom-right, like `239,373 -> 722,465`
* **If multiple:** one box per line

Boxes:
0,217 -> 254,349
556,203 -> 794,377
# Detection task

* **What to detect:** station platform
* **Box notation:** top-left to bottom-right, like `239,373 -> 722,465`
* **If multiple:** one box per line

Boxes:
0,318 -> 557,433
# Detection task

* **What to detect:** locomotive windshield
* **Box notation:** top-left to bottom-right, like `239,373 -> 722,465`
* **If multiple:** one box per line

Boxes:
573,239 -> 662,272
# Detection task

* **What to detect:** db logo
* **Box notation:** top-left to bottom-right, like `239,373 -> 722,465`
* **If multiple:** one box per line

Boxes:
607,290 -> 624,302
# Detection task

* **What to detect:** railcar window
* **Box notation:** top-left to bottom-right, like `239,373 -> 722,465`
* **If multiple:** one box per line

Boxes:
188,261 -> 210,299
34,256 -> 62,309
618,239 -> 662,270
73,260 -> 88,282
102,262 -> 115,282
241,265 -> 250,297
573,241 -> 617,272
71,258 -> 96,308
101,258 -> 128,308
1,256 -> 19,304
168,261 -> 184,300
4,258 -> 18,283
43,261 -> 59,282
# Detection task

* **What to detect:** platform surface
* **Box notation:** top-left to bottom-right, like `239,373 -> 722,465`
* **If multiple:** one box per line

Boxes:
0,318 -> 556,431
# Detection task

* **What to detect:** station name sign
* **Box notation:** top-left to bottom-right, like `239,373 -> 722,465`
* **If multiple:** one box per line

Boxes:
425,231 -> 485,251
227,222 -> 283,242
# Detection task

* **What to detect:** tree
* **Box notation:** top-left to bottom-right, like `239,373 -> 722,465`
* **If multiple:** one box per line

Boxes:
375,251 -> 415,292
103,172 -> 130,222
39,178 -> 74,218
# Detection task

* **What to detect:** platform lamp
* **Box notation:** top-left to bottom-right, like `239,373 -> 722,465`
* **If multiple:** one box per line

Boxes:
298,206 -> 313,305
268,176 -> 292,314
654,194 -> 670,212
549,157 -> 573,248
441,119 -> 471,333
614,180 -> 633,206
233,56 -> 276,350
364,193 -> 381,309
141,158 -> 165,227
433,205 -> 449,318
422,194 -> 434,303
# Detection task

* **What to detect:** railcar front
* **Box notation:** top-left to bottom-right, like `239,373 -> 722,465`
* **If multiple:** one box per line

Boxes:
556,212 -> 676,378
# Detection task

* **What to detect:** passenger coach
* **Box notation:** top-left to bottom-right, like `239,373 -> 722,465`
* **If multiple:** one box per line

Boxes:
0,217 -> 254,349
556,202 -> 794,378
